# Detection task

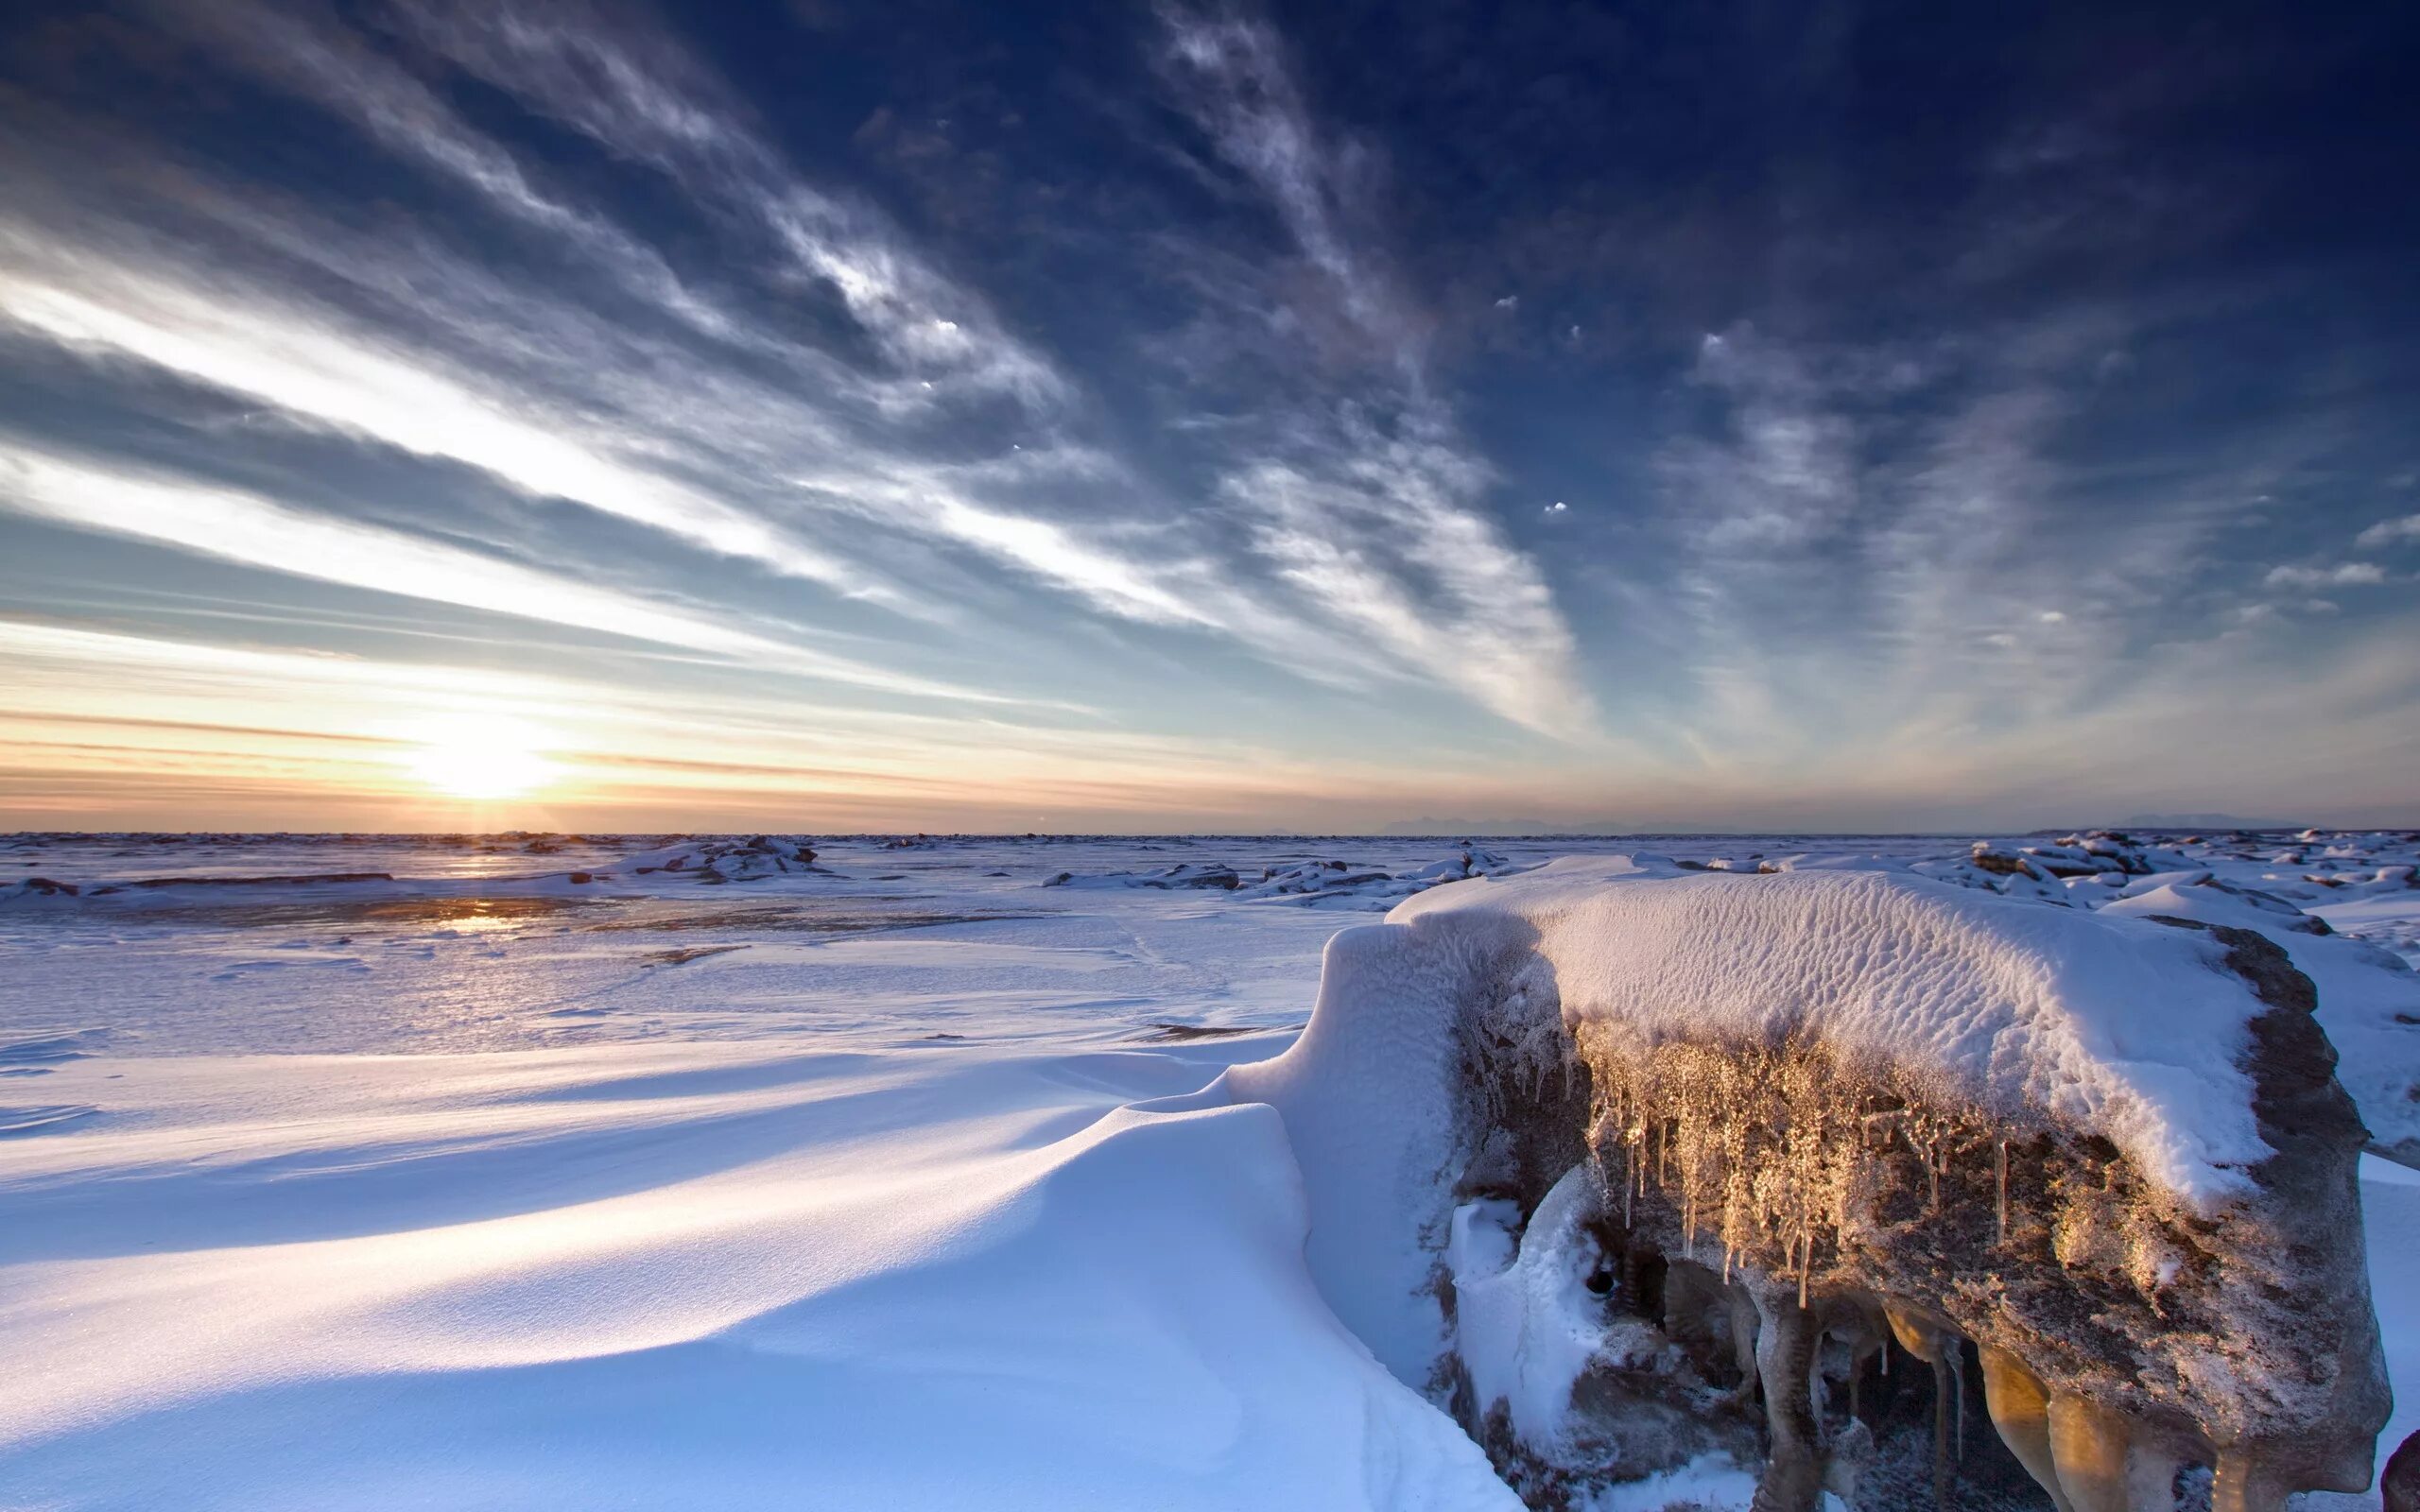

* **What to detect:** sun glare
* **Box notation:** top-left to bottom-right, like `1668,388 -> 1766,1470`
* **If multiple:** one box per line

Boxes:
405,713 -> 561,801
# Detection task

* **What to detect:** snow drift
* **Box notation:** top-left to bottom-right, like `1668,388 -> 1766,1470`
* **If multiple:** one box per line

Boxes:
1221,856 -> 2394,1512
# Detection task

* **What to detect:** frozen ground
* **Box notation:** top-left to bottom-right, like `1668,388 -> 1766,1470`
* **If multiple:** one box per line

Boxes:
1,830 -> 2414,1510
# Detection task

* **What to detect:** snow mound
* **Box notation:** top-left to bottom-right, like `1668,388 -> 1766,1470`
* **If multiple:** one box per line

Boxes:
0,876 -> 86,906
0,1042 -> 1519,1511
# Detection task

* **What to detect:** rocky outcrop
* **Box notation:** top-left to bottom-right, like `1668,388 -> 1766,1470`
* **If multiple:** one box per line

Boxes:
2384,1429 -> 2420,1512
1227,859 -> 2394,1512
621,835 -> 820,882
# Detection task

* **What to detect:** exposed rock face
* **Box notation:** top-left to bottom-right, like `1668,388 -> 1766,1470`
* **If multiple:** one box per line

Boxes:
2384,1430 -> 2420,1512
1228,859 -> 2394,1512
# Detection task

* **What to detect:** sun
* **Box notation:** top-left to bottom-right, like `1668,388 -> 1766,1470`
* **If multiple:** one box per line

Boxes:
405,713 -> 561,801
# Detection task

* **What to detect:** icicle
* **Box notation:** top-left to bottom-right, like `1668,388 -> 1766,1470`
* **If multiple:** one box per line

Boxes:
1996,1139 -> 2010,1242
1722,1244 -> 1733,1285
1952,1346 -> 1967,1463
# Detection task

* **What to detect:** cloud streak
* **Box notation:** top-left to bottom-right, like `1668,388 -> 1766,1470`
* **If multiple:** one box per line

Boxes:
0,443 -> 1028,706
1154,4 -> 1595,737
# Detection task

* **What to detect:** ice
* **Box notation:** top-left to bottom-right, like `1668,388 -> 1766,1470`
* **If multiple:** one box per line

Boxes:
1447,1171 -> 1668,1453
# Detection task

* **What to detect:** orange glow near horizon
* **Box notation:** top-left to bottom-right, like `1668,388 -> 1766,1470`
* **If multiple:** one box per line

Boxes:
401,714 -> 562,802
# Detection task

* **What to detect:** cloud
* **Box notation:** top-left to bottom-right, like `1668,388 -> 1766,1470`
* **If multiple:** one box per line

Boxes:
0,242 -> 884,601
393,0 -> 1066,408
2263,561 -> 2390,589
1,0 -> 1546,726
1153,4 -> 1594,736
0,442 -> 1028,705
1658,328 -> 1861,554
2355,513 -> 2420,550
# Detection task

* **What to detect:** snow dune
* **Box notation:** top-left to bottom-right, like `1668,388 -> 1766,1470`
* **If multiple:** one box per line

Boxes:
0,1039 -> 1514,1510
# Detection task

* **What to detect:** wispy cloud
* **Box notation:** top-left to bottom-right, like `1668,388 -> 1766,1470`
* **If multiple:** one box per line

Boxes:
2355,513 -> 2420,550
0,0 -> 1526,726
0,443 -> 1037,706
2264,560 -> 2391,590
1153,5 -> 1594,737
394,1 -> 1069,409
0,238 -> 882,600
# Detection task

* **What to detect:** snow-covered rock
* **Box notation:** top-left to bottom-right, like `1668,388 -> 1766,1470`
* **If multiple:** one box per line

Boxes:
1049,845 -> 1528,907
1044,862 -> 1242,890
620,835 -> 821,882
1398,843 -> 1520,886
1236,859 -> 1393,900
2104,876 -> 2420,1167
1223,858 -> 2394,1512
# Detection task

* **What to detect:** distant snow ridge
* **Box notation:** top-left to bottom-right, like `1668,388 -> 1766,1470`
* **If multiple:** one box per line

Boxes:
1219,857 -> 2396,1512
1046,843 -> 1521,905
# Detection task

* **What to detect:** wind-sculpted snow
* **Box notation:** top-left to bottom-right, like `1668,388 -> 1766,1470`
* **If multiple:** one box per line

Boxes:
1225,858 -> 2397,1512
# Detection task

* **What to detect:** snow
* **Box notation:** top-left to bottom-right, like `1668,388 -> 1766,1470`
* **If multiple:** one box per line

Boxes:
0,1039 -> 1513,1510
2104,881 -> 2420,1161
1,829 -> 2414,1509
1393,857 -> 2285,1206
1448,1170 -> 1662,1452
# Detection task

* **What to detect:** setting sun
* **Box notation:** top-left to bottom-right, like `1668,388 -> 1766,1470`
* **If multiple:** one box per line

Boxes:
404,713 -> 561,800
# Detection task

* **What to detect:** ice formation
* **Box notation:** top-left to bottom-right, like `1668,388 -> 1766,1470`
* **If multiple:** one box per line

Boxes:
1226,857 -> 2395,1512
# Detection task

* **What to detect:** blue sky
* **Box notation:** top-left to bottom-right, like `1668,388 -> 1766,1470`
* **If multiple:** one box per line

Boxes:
1,0 -> 2415,832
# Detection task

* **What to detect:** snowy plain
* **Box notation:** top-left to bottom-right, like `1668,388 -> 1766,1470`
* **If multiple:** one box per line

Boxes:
1,829 -> 2414,1511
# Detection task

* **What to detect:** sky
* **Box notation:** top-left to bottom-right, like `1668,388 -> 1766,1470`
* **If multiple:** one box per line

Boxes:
1,0 -> 2416,833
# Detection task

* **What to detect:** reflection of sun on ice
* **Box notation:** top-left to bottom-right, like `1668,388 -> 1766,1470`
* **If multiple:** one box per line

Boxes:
405,713 -> 560,800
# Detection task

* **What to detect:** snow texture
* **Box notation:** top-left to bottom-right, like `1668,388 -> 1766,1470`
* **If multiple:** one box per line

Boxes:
1394,856 -> 2286,1207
